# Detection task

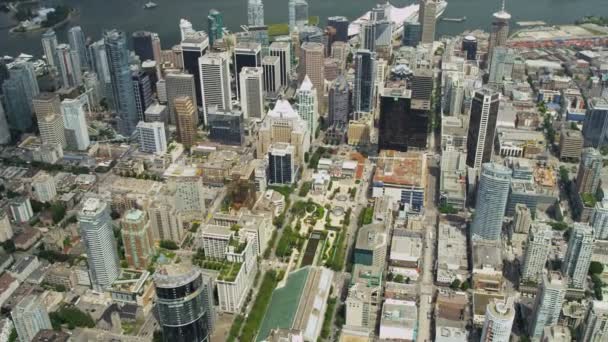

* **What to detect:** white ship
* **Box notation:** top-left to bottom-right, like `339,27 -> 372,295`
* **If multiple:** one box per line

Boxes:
143,2 -> 158,9
348,0 -> 448,38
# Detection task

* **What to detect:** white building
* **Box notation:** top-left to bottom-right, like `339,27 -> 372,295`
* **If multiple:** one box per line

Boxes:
199,52 -> 232,125
521,222 -> 553,283
78,197 -> 121,290
581,300 -> 608,342
136,121 -> 167,154
11,295 -> 52,342
148,200 -> 184,243
9,197 -> 33,224
201,225 -> 233,259
269,41 -> 292,88
61,97 -> 90,150
379,299 -> 417,340
215,238 -> 258,313
297,75 -> 317,144
592,198 -> 608,240
239,67 -> 264,120
55,43 -> 82,88
562,222 -> 594,289
31,172 -> 57,203
38,113 -> 66,148
0,211 -> 13,243
164,164 -> 206,220
529,271 -> 567,339
480,297 -> 515,342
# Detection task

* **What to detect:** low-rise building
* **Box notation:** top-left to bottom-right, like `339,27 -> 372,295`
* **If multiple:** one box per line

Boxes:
472,241 -> 503,292
379,299 -> 417,340
389,231 -> 422,269
436,222 -> 468,285
559,129 -> 583,161
354,224 -> 388,269
8,256 -> 41,282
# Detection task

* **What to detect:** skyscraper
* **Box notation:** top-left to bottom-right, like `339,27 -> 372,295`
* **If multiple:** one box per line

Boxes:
328,75 -> 350,127
488,47 -> 515,85
592,199 -> 608,240
132,31 -> 155,62
207,9 -> 224,47
480,297 -> 515,342
11,295 -> 52,342
327,16 -> 349,43
581,300 -> 608,342
41,29 -> 58,68
466,88 -> 500,169
148,201 -> 184,243
268,143 -> 296,184
583,97 -> 608,148
247,0 -> 264,26
419,0 -> 438,44
132,70 -> 154,121
174,96 -> 198,148
0,103 -> 10,144
470,163 -> 511,241
181,31 -> 209,107
561,222 -> 594,289
38,114 -> 67,149
55,43 -> 82,88
154,266 -> 211,342
32,92 -> 61,119
576,147 -> 603,195
2,62 -> 38,133
521,223 -> 552,282
488,0 -> 511,62
297,76 -> 318,144
234,42 -> 262,100
165,72 -> 197,125
61,97 -> 90,151
78,197 -> 120,290
121,209 -> 155,270
269,41 -> 292,88
462,35 -> 478,60
88,39 -> 113,105
104,29 -> 139,136
67,26 -> 89,70
207,107 -> 245,146
239,67 -> 264,120
262,55 -> 281,93
353,49 -> 375,114
199,53 -> 232,125
529,271 -> 567,339
299,43 -> 324,107
136,121 -> 167,155
402,21 -> 422,47
289,0 -> 308,31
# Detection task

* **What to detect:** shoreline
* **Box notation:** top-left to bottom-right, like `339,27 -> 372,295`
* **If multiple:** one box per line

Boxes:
8,8 -> 75,35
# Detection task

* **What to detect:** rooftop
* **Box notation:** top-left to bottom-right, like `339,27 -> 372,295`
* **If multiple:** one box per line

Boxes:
373,150 -> 426,187
356,224 -> 387,251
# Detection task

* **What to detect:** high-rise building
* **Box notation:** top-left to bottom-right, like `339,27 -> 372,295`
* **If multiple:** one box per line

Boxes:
328,75 -> 350,127
78,197 -> 120,290
581,300 -> 608,342
353,49 -> 375,114
132,70 -> 154,121
297,76 -> 318,144
576,147 -> 603,195
402,21 -> 421,47
471,163 -> 511,241
121,209 -> 155,269
0,103 -> 8,144
165,72 -> 197,125
331,41 -> 350,71
488,0 -> 511,62
521,223 -> 552,282
181,31 -> 209,107
55,43 -> 82,88
148,201 -> 184,243
466,88 -> 500,169
88,40 -> 113,104
419,0 -> 438,44
512,203 -> 531,233
247,0 -> 264,26
154,266 -> 211,342
11,295 -> 52,342
38,114 -> 66,149
269,42 -> 292,88
61,97 -> 90,151
207,9 -> 224,47
480,297 -> 515,342
559,128 -> 584,161
165,164 -> 206,219
592,199 -> 608,240
0,211 -> 14,242
234,42 -> 262,100
32,92 -> 61,119
207,107 -> 245,146
462,35 -> 478,60
239,67 -> 264,120
327,16 -> 349,44
529,271 -> 567,339
136,121 -> 167,154
174,96 -> 198,148
132,31 -> 155,62
199,53 -> 232,125
2,62 -> 38,133
104,29 -> 139,136
488,47 -> 515,85
9,197 -> 33,224
411,68 -> 433,110
289,0 -> 308,31
299,42 -> 325,106
67,26 -> 89,70
268,143 -> 296,184
562,222 -> 594,289
41,29 -> 58,68
32,171 -> 56,203
262,55 -> 281,93
583,97 -> 608,148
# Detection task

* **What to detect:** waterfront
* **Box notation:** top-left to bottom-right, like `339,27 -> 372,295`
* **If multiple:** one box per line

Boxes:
0,0 -> 607,57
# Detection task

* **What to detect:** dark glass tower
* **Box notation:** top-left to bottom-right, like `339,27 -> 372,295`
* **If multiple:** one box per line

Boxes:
132,31 -> 155,62
207,9 -> 224,47
154,268 -> 210,342
104,29 -> 139,135
181,32 -> 209,107
378,90 -> 428,151
402,21 -> 421,47
327,16 -> 349,49
466,89 -> 500,169
132,70 -> 154,121
233,42 -> 261,100
328,75 -> 350,126
353,49 -> 374,113
462,35 -> 478,61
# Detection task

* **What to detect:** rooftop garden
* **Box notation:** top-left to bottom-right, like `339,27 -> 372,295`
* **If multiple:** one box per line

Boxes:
581,192 -> 597,207
193,249 -> 242,282
228,235 -> 247,254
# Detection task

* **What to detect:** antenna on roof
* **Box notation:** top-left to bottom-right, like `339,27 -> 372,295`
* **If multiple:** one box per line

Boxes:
501,0 -> 506,11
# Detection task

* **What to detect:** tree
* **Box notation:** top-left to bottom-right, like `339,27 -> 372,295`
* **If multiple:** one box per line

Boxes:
2,240 -> 15,253
449,279 -> 461,290
159,240 -> 179,250
460,281 -> 470,291
51,203 -> 66,224
394,274 -> 404,283
589,261 -> 604,275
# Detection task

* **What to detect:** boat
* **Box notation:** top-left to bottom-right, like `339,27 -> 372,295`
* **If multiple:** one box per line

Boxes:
143,2 -> 158,9
441,16 -> 466,22
348,0 -> 448,38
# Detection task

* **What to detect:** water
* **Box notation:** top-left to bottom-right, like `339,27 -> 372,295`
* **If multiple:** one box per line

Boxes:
0,0 -> 607,57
